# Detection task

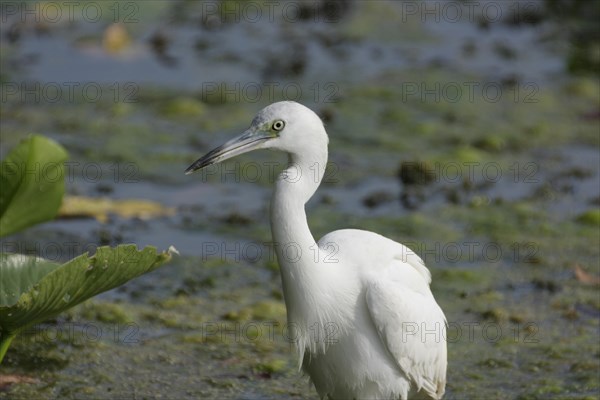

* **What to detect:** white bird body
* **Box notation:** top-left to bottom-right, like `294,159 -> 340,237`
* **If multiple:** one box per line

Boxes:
285,229 -> 446,399
186,101 -> 447,399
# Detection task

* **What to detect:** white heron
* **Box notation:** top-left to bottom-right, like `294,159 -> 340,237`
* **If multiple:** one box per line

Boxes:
186,101 -> 447,399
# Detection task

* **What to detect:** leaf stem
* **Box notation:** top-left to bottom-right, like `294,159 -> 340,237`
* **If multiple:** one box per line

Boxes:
0,331 -> 17,364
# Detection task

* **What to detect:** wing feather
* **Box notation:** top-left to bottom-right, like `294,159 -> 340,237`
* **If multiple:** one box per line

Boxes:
365,259 -> 447,399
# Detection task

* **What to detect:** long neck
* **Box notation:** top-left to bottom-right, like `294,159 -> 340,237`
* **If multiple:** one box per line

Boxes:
270,144 -> 327,278
270,146 -> 327,247
271,143 -> 352,357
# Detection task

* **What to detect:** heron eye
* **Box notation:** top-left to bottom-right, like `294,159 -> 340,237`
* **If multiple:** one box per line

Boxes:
272,120 -> 285,132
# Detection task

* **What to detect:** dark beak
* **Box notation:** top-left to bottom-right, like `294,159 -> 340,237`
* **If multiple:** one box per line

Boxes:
185,128 -> 274,175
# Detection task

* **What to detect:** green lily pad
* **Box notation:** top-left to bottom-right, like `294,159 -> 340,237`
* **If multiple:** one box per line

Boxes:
0,244 -> 175,363
0,135 -> 68,237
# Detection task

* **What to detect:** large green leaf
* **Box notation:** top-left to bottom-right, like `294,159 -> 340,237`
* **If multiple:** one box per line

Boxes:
0,245 -> 174,361
0,254 -> 61,306
0,135 -> 68,237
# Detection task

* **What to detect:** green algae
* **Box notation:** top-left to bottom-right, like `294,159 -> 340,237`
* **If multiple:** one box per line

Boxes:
160,97 -> 207,119
254,358 -> 288,374
75,302 -> 132,324
576,209 -> 600,226
1,3 -> 599,399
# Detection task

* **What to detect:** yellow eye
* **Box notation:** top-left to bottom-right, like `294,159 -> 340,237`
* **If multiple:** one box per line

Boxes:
272,120 -> 285,131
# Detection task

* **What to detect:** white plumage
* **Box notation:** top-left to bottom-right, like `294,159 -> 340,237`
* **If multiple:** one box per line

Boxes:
186,101 -> 447,399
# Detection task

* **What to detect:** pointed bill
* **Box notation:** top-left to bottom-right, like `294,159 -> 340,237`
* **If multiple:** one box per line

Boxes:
185,128 -> 274,174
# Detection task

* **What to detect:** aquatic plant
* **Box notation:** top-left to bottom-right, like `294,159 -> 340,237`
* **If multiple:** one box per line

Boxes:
0,135 -> 67,237
0,136 -> 173,363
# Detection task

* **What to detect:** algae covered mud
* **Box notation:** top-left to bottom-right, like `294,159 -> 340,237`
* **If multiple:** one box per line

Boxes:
1,1 -> 598,399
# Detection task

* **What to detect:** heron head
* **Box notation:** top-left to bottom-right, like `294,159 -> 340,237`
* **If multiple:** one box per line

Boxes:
185,101 -> 328,174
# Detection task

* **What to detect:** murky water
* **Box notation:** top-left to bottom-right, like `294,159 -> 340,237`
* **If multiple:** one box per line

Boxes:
1,1 -> 598,399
